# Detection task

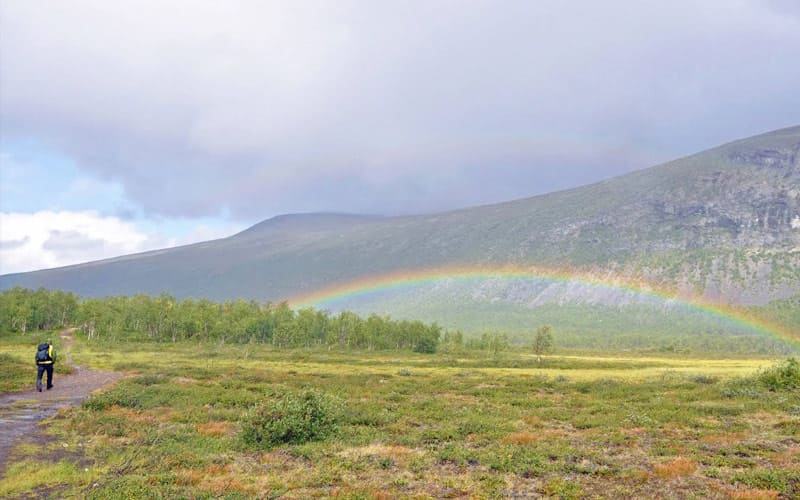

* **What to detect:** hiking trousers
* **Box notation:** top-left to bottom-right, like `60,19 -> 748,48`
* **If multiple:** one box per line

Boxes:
36,364 -> 54,391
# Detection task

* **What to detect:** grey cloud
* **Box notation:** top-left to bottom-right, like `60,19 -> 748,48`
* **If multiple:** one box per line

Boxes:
766,0 -> 800,18
43,230 -> 106,254
0,236 -> 30,250
1,1 -> 799,220
114,207 -> 140,221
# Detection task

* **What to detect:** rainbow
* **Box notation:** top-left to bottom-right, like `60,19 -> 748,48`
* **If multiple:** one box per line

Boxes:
287,264 -> 799,347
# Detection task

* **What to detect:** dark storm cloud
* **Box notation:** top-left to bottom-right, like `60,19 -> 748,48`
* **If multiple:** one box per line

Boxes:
1,0 -> 799,219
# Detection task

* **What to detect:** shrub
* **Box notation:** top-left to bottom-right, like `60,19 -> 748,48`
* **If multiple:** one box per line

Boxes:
722,359 -> 800,398
758,358 -> 800,391
241,390 -> 341,448
413,336 -> 438,354
502,432 -> 539,445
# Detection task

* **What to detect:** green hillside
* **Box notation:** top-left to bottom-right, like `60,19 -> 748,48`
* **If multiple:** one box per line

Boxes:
311,277 -> 799,353
1,126 -> 798,342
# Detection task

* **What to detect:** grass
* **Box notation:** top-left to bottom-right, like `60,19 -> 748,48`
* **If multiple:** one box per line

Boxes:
0,460 -> 92,498
1,336 -> 799,498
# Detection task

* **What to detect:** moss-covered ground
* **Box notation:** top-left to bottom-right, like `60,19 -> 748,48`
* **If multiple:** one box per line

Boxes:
1,338 -> 798,498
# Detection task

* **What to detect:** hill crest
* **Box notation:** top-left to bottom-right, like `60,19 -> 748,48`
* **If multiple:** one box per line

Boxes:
1,126 -> 798,309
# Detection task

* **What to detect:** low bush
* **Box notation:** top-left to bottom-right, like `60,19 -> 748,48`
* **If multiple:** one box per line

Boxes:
722,358 -> 800,398
240,389 -> 341,448
413,336 -> 438,353
758,358 -> 800,391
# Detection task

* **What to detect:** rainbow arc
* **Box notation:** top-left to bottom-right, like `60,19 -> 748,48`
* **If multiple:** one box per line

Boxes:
287,264 -> 799,346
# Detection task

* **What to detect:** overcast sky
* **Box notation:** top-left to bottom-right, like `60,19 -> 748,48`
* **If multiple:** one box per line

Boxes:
1,0 -> 799,274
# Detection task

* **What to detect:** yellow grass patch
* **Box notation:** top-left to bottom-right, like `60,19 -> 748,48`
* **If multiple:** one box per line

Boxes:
549,427 -> 578,437
502,432 -> 539,445
652,457 -> 698,478
331,488 -> 395,499
258,450 -> 299,468
660,421 -> 690,434
700,433 -> 747,446
176,464 -> 238,489
769,447 -> 800,468
338,444 -> 417,460
196,421 -> 230,436
337,444 -> 422,470
175,468 -> 204,486
200,476 -> 251,497
440,392 -> 481,404
523,415 -> 543,426
745,411 -> 782,427
106,405 -> 158,425
726,488 -> 780,499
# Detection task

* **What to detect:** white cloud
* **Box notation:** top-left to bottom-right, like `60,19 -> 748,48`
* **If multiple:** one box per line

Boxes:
0,210 -> 242,274
0,210 -> 244,274
0,211 -> 152,273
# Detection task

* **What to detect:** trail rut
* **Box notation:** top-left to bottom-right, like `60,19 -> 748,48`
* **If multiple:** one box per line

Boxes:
0,329 -> 121,478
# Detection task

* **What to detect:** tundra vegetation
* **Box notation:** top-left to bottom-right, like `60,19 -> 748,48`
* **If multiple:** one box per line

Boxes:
1,288 -> 799,498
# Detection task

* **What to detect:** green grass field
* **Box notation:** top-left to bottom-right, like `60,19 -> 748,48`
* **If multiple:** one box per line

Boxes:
1,336 -> 799,498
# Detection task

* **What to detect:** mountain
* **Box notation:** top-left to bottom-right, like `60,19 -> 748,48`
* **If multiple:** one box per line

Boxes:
2,126 -> 799,345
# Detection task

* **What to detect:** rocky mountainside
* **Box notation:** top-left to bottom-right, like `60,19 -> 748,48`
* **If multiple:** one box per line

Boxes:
1,126 -> 798,307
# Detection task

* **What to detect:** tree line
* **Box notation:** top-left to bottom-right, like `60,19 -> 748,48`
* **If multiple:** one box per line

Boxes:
0,287 -> 78,333
0,287 -> 442,352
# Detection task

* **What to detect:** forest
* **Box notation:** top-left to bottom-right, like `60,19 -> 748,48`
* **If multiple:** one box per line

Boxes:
0,287 -> 444,352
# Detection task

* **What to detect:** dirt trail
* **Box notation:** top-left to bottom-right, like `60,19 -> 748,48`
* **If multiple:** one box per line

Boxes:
0,328 -> 122,478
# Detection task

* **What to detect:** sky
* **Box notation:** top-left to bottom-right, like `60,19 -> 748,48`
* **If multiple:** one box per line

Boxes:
1,0 -> 799,274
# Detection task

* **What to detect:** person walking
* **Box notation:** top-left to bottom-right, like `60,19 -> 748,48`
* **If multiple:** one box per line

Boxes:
35,341 -> 56,392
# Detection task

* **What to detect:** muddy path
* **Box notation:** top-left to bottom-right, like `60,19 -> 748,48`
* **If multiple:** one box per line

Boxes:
0,328 -> 122,478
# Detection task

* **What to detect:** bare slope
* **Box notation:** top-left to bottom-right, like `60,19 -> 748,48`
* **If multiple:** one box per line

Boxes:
1,126 -> 798,304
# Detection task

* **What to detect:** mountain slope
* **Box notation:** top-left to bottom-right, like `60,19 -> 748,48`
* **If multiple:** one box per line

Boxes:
1,126 -> 798,308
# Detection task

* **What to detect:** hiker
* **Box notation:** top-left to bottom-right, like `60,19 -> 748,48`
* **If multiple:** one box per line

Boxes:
35,341 -> 56,392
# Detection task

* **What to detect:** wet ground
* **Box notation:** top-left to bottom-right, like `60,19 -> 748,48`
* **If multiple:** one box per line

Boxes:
0,329 -> 121,478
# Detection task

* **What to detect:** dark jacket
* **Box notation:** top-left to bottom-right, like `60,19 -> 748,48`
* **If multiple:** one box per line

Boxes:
36,344 -> 56,365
